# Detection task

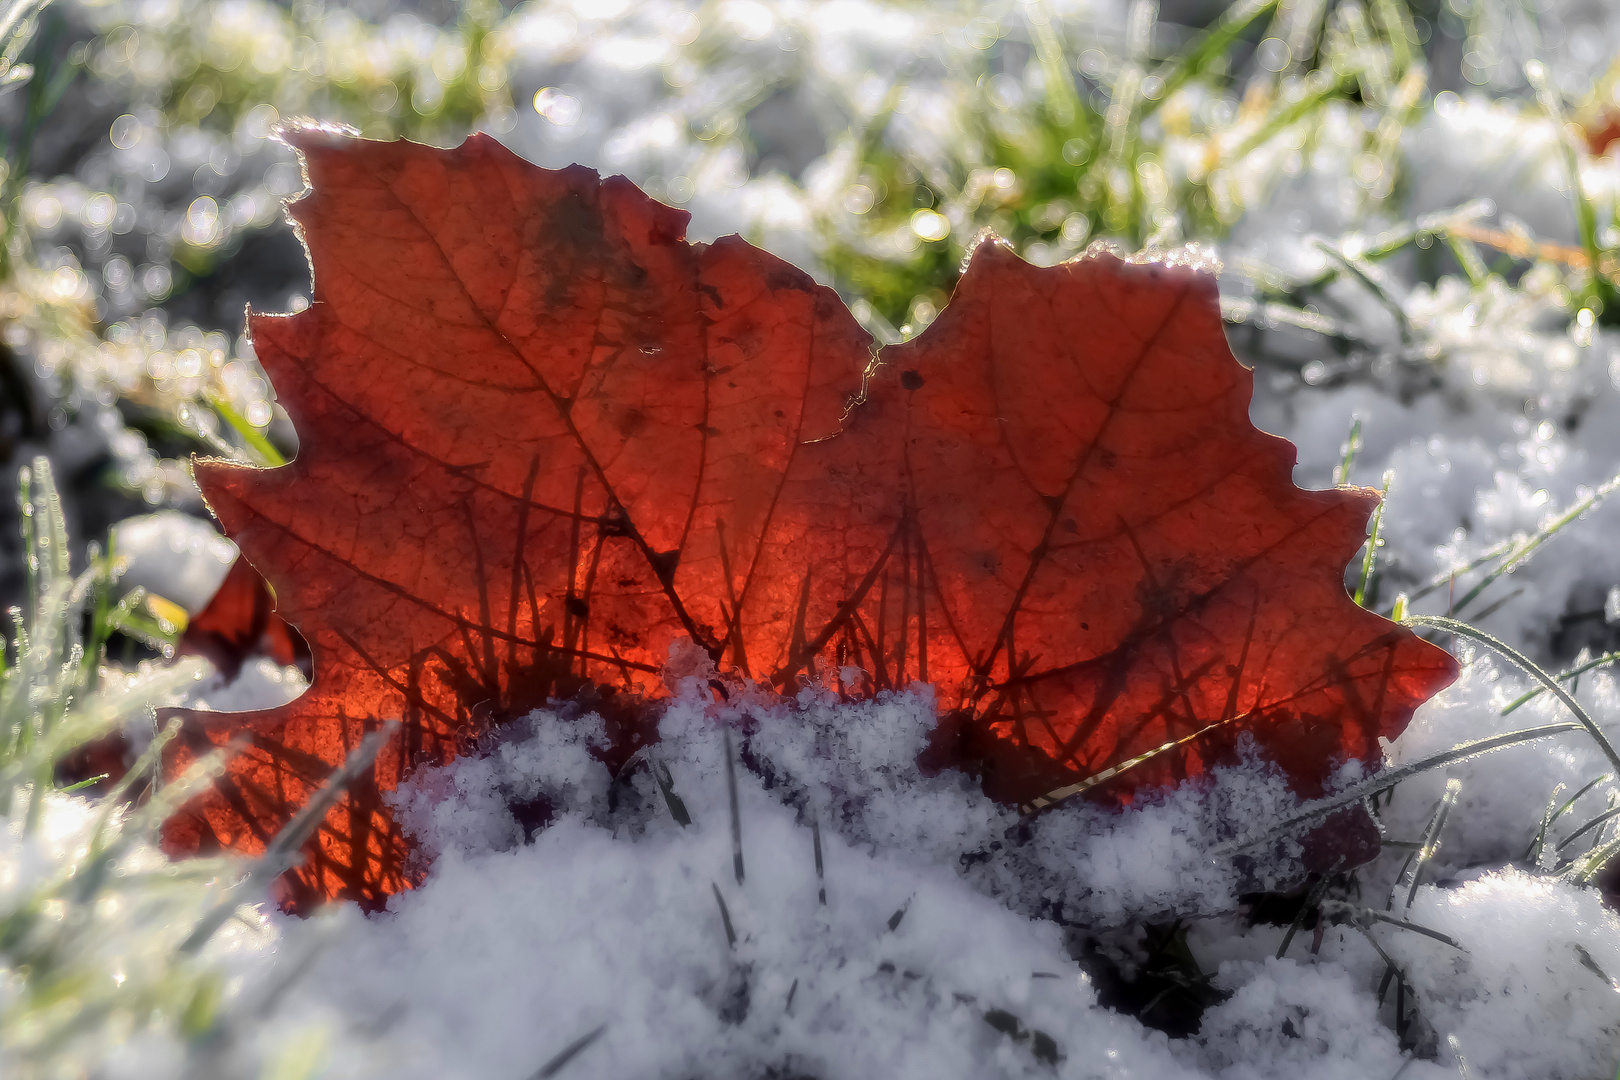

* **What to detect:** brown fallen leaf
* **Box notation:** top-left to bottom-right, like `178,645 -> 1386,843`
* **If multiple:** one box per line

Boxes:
162,130 -> 1456,909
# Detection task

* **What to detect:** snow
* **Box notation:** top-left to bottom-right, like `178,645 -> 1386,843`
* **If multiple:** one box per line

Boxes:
188,654 -> 308,713
1187,956 -> 1433,1080
290,689 -> 1215,1080
110,510 -> 239,614
241,682 -> 1618,1079
1396,871 -> 1620,1079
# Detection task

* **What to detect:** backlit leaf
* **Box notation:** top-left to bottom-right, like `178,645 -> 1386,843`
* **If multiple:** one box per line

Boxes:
162,131 -> 1456,909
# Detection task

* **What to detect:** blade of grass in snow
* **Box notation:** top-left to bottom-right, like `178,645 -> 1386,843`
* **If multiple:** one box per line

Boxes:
1525,59 -> 1618,318
1502,652 -> 1620,716
1526,785 -> 1565,866
1568,830 -> 1620,884
1445,231 -> 1492,287
651,754 -> 692,827
1271,200 -> 1496,295
724,729 -> 744,886
1276,872 -> 1334,959
812,816 -> 826,906
1392,779 -> 1459,912
1334,416 -> 1364,486
1446,472 -> 1620,618
1556,804 -> 1620,857
1354,470 -> 1393,606
530,1024 -> 607,1079
711,883 -> 737,949
1211,722 -> 1583,855
1404,615 -> 1620,773
1144,0 -> 1278,111
1022,707 -> 1258,814
1355,907 -> 1465,951
1524,773 -> 1610,864
1313,238 -> 1413,342
1393,539 -> 1515,613
1321,898 -> 1467,951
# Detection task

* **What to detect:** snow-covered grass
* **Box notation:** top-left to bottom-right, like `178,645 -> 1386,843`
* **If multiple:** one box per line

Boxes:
8,0 -> 1620,1077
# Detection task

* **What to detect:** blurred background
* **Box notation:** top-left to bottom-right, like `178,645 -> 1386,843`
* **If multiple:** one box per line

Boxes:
5,0 -> 1620,634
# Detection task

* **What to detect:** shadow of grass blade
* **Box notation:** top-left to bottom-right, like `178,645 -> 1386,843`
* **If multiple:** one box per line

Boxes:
529,1024 -> 607,1079
179,721 -> 399,954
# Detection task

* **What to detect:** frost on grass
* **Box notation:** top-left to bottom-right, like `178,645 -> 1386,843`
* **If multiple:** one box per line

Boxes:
0,790 -> 323,1080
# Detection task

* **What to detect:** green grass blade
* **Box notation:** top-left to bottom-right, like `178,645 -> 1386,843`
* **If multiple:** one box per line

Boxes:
1556,804 -> 1620,856
1394,779 -> 1459,912
1145,0 -> 1279,114
1354,470 -> 1392,607
1524,774 -> 1610,863
1567,832 -> 1620,885
1333,417 -> 1363,487
1525,59 -> 1618,318
1502,652 -> 1620,716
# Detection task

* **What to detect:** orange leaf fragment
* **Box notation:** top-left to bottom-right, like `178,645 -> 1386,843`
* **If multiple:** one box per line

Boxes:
163,131 -> 1456,908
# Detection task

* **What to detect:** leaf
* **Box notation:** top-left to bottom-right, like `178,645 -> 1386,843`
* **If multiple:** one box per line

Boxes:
161,130 -> 1456,908
182,556 -> 309,677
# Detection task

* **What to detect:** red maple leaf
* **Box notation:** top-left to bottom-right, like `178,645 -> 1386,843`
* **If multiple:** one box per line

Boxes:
163,130 -> 1456,908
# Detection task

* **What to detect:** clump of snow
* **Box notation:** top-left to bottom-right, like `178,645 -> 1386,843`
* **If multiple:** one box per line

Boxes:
187,656 -> 308,714
999,754 -> 1332,926
256,683 -> 1528,1080
1186,956 -> 1439,1080
1394,871 -> 1620,1080
389,709 -> 612,862
390,683 -> 1322,935
298,687 -> 1216,1080
110,510 -> 239,614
